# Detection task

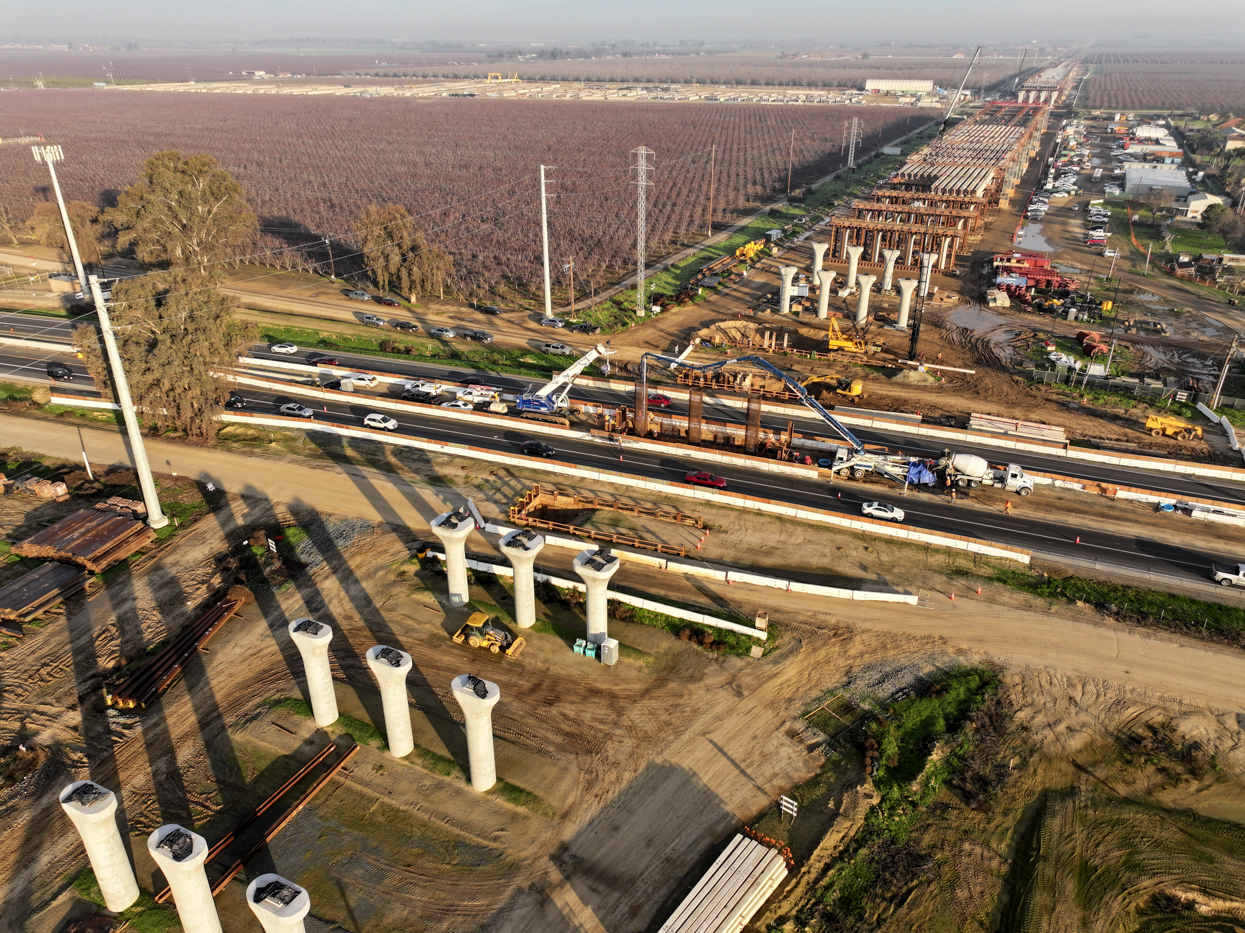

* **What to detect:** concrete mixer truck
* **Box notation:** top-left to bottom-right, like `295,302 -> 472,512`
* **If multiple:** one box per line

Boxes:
943,453 -> 1035,496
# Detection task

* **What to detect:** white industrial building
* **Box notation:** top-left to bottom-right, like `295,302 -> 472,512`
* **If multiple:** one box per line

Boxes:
1184,192 -> 1231,221
865,79 -> 933,94
1124,163 -> 1192,197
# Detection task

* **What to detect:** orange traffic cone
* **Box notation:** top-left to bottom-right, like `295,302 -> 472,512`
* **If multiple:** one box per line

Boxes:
1075,536 -> 1080,544
949,592 -> 955,601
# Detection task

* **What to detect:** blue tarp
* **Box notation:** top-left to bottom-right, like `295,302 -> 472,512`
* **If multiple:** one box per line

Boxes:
906,462 -> 937,486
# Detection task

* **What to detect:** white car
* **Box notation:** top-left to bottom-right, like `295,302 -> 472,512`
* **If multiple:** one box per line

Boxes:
455,386 -> 499,402
542,342 -> 575,356
363,413 -> 398,431
342,373 -> 379,387
539,316 -> 566,328
861,501 -> 904,523
398,379 -> 442,395
1102,248 -> 1120,258
278,403 -> 315,418
270,343 -> 298,355
429,327 -> 456,339
441,399 -> 475,410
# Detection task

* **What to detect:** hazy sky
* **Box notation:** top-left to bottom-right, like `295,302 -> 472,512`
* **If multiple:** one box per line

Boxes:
9,0 -> 1245,44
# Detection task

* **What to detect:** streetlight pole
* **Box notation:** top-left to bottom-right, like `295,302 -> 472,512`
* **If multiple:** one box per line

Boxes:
323,237 -> 336,281
32,145 -> 87,292
89,276 -> 167,529
540,165 -> 553,319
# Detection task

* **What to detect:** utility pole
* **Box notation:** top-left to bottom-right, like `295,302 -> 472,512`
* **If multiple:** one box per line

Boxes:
32,145 -> 87,293
631,146 -> 654,317
323,237 -> 336,280
1144,243 -> 1152,275
89,276 -> 168,529
1212,334 -> 1239,409
539,165 -> 553,319
847,117 -> 861,170
706,144 -> 715,237
786,129 -> 795,197
565,259 -> 575,319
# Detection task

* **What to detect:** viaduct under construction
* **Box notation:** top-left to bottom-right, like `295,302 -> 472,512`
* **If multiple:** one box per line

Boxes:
823,101 -> 1051,280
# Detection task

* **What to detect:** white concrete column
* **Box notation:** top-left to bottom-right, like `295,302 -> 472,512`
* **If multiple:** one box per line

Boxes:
854,274 -> 877,325
366,645 -> 414,758
816,270 -> 834,320
246,874 -> 311,933
870,234 -> 881,264
431,508 -> 475,607
499,528 -> 545,629
148,825 -> 221,933
778,265 -> 796,315
918,252 -> 937,297
810,242 -> 828,283
572,547 -> 620,645
845,244 -> 864,291
939,235 -> 951,270
60,781 -> 139,912
288,618 -> 337,727
895,279 -> 919,329
450,674 -> 502,791
905,233 -> 916,267
879,249 -> 901,292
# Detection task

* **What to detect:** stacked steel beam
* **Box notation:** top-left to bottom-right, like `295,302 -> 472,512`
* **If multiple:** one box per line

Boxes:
106,598 -> 242,709
0,562 -> 90,632
12,509 -> 157,572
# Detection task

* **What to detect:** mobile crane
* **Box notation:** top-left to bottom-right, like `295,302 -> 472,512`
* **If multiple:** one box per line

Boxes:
515,343 -> 615,426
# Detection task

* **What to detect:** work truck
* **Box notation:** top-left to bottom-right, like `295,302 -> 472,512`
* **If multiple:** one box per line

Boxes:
1211,562 -> 1245,587
822,449 -> 1036,495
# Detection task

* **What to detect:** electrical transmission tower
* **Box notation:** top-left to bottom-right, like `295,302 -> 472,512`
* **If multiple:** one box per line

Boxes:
631,146 -> 655,317
846,117 -> 862,170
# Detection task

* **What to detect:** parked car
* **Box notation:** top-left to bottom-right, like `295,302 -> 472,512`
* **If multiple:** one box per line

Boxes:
347,290 -> 372,301
478,305 -> 505,316
543,342 -> 574,356
1102,248 -> 1120,258
520,440 -> 556,458
270,342 -> 298,355
429,327 -> 456,339
441,399 -> 475,410
374,296 -> 401,308
360,314 -> 386,327
685,470 -> 726,489
647,394 -> 673,408
459,375 -> 486,386
464,330 -> 495,343
343,373 -> 379,387
403,390 -> 437,404
312,356 -> 340,366
570,322 -> 601,334
861,501 -> 905,523
47,364 -> 74,382
321,379 -> 342,391
392,321 -> 420,333
363,413 -> 398,431
278,403 -> 315,418
539,316 -> 566,328
224,392 -> 246,410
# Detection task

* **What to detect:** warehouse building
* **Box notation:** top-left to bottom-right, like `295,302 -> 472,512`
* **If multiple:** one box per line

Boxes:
864,79 -> 934,95
1124,163 -> 1192,196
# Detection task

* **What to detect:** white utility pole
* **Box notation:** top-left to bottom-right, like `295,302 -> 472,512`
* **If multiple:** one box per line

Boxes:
539,165 -> 553,318
1212,334 -> 1239,409
632,146 -> 655,317
32,145 -> 87,293
89,276 -> 168,529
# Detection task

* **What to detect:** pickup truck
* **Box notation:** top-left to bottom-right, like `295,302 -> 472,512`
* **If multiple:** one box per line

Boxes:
1211,562 -> 1245,586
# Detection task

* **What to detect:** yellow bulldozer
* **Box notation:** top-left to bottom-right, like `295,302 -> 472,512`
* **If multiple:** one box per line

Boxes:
800,373 -> 865,403
1144,415 -> 1202,441
452,611 -> 526,658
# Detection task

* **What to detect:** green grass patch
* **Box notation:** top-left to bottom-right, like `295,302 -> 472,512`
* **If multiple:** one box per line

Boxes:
70,868 -> 180,932
490,779 -> 557,819
153,499 -> 209,541
266,696 -> 389,750
0,303 -> 82,319
995,568 -> 1245,639
282,525 -> 309,546
0,382 -> 33,403
409,745 -> 462,778
40,404 -> 125,426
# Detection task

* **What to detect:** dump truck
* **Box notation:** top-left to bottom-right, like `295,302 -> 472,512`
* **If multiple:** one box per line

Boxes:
1145,415 -> 1202,441
1211,562 -> 1245,587
452,611 -> 526,658
943,453 -> 1035,495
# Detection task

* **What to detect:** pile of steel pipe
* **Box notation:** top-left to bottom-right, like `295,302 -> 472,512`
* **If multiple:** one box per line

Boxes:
106,599 -> 242,709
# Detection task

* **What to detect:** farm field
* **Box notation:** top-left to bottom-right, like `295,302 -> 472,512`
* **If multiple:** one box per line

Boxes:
0,91 -> 917,296
1081,49 -> 1245,114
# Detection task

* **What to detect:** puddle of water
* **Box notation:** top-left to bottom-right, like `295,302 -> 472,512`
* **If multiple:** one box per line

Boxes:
1015,224 -> 1056,252
948,305 -> 1008,330
1135,293 -> 1160,301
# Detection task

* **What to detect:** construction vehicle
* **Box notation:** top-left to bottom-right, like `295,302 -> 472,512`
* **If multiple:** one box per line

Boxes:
514,343 -> 615,426
735,239 -> 766,261
826,317 -> 871,354
943,453 -> 1035,495
800,373 -> 865,403
452,611 -> 526,658
1145,415 -> 1202,441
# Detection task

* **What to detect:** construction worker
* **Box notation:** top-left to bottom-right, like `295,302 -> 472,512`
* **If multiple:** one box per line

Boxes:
1004,500 -> 1013,515
950,489 -> 957,503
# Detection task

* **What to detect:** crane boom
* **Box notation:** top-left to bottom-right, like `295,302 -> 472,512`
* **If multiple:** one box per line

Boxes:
516,343 -> 613,414
937,46 -> 982,138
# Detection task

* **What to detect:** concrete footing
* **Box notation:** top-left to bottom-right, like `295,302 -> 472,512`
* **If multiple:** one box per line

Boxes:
60,781 -> 140,912
573,547 -> 620,645
854,274 -> 877,325
450,674 -> 502,791
288,618 -> 338,727
246,873 -> 311,933
499,528 -> 545,629
432,508 -> 475,606
366,645 -> 414,758
148,825 -> 222,933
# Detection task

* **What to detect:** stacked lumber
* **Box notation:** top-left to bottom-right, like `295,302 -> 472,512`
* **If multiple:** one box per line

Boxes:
12,478 -> 70,500
106,598 -> 242,709
0,562 -> 90,630
94,496 -> 147,517
13,509 -> 156,572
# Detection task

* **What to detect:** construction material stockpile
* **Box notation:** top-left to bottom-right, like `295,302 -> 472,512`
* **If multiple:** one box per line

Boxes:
106,598 -> 242,709
0,563 -> 90,631
12,509 -> 157,572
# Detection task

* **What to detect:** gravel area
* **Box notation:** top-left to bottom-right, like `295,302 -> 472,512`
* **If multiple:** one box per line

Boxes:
293,516 -> 378,574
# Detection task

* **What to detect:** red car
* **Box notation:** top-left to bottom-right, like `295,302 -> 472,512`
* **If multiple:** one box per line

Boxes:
685,470 -> 726,489
374,296 -> 401,307
647,394 -> 673,408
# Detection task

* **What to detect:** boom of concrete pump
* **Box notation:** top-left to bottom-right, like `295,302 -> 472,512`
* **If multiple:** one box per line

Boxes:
516,343 -> 615,415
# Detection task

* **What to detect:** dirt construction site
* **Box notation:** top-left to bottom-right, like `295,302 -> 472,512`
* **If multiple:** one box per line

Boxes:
4,413 -> 1245,933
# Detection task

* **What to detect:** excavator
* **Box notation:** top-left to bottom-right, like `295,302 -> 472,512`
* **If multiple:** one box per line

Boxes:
800,373 -> 865,403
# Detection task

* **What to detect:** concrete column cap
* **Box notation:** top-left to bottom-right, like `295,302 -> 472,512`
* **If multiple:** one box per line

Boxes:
451,673 -> 501,710
288,618 -> 333,647
60,780 -> 118,820
246,873 -> 311,923
366,645 -> 412,674
147,824 -> 208,868
499,528 -> 546,554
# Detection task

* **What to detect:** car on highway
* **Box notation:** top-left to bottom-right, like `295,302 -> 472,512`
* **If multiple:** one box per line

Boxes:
347,290 -> 372,301
392,321 -> 420,333
360,314 -> 386,327
403,390 -> 437,404
321,379 -> 343,390
520,440 -> 556,458
861,501 -> 905,523
270,343 -> 299,355
47,364 -> 74,382
542,342 -> 574,356
441,399 -> 475,410
455,386 -> 499,402
478,305 -> 505,316
374,297 -> 401,308
685,470 -> 726,489
312,356 -> 340,366
343,373 -> 379,387
463,330 -> 495,343
398,379 -> 442,395
278,403 -> 315,418
647,394 -> 673,408
224,392 -> 246,410
429,327 -> 456,339
459,375 -> 486,385
363,413 -> 399,431
539,316 -> 566,328
570,322 -> 601,334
